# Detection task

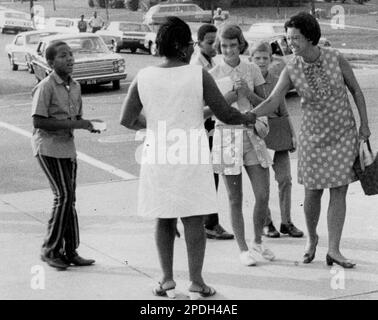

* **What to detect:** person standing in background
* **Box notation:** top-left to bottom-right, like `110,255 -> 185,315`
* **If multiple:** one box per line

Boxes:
88,11 -> 104,33
78,14 -> 88,33
250,41 -> 303,239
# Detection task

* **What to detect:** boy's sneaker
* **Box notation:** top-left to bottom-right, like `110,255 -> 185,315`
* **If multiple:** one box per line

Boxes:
263,222 -> 280,238
251,242 -> 275,261
239,251 -> 257,266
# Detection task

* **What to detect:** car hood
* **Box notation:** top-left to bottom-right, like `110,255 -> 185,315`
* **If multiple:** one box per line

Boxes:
73,52 -> 122,62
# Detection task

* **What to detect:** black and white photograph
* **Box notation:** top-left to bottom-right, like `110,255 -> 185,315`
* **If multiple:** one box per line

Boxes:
1,0 -> 378,306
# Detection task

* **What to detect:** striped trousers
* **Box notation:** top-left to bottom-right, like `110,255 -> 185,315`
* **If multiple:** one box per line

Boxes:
36,155 -> 80,258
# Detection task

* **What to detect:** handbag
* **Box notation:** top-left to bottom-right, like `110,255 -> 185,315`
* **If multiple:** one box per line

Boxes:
264,116 -> 293,151
353,139 -> 378,196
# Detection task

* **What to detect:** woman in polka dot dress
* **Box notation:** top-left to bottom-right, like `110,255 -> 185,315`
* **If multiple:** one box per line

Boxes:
252,12 -> 370,268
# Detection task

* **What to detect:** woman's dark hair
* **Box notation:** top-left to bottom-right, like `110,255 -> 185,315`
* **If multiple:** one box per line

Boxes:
214,24 -> 248,54
46,41 -> 69,62
284,12 -> 321,46
155,16 -> 192,58
197,23 -> 217,42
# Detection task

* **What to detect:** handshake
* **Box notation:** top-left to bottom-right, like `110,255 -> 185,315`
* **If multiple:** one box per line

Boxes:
243,111 -> 257,127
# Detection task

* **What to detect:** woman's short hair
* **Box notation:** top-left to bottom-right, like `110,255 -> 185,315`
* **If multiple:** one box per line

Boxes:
46,41 -> 68,62
155,16 -> 192,58
214,24 -> 248,54
197,23 -> 217,42
284,12 -> 321,46
249,41 -> 272,58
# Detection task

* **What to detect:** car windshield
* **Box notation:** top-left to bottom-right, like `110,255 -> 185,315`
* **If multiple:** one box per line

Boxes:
277,37 -> 292,55
5,12 -> 29,20
119,23 -> 146,32
53,37 -> 109,53
273,25 -> 285,34
54,19 -> 73,27
26,33 -> 57,45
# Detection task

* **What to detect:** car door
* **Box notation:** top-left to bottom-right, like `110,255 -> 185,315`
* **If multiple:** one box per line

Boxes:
33,42 -> 50,81
11,35 -> 26,65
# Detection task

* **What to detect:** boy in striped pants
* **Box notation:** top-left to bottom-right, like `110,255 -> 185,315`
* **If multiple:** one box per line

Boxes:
31,41 -> 98,270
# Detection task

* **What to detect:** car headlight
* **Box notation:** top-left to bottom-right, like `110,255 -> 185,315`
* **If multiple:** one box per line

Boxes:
118,59 -> 125,73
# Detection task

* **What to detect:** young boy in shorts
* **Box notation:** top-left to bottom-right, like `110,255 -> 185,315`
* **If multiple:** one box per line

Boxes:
31,41 -> 99,270
250,41 -> 303,238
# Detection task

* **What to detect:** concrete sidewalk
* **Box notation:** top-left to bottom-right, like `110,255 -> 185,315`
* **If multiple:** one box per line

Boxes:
1,160 -> 378,300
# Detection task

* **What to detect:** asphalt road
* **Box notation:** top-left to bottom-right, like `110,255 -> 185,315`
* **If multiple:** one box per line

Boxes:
1,32 -> 378,195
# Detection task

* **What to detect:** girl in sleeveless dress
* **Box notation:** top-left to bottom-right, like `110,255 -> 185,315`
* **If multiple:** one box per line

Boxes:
120,17 -> 256,299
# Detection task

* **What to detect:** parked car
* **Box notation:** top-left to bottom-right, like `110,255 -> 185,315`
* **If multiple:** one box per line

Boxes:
143,3 -> 225,25
241,33 -> 293,79
245,22 -> 331,47
0,9 -> 33,33
36,17 -> 84,32
31,33 -> 127,90
96,21 -> 157,54
5,29 -> 72,72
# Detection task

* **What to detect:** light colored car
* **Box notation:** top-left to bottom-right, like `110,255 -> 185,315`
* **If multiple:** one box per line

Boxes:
143,3 -> 225,25
0,9 -> 33,33
5,29 -> 73,72
36,17 -> 82,32
242,33 -> 294,78
246,22 -> 331,47
31,33 -> 127,90
96,21 -> 157,55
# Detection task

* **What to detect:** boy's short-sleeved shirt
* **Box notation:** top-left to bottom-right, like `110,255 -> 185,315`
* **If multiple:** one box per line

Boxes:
31,71 -> 82,158
190,51 -> 215,71
262,71 -> 289,119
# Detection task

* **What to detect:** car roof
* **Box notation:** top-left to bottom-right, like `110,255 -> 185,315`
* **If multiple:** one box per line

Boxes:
40,33 -> 100,43
1,9 -> 30,15
110,21 -> 144,25
48,17 -> 75,20
14,29 -> 66,36
252,22 -> 284,26
157,3 -> 198,7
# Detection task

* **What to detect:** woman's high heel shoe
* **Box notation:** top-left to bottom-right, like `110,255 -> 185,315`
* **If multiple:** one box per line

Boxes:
303,235 -> 319,264
326,254 -> 356,269
152,280 -> 176,299
188,285 -> 216,300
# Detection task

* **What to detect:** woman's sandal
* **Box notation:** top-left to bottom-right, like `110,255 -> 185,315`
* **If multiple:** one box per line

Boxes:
188,285 -> 216,300
152,280 -> 176,299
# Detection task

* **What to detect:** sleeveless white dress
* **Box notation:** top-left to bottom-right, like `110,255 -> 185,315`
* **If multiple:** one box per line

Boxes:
136,64 -> 218,219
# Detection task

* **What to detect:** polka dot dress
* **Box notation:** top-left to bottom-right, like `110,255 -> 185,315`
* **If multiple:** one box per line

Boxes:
286,48 -> 359,190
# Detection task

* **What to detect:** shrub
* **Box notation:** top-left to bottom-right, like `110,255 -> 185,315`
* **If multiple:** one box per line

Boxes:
125,0 -> 139,11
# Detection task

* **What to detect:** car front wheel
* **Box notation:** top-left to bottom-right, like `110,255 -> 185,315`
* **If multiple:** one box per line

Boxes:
9,56 -> 18,71
27,63 -> 34,74
112,80 -> 120,90
149,42 -> 157,56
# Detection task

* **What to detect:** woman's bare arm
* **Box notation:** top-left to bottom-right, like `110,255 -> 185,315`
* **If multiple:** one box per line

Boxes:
119,79 -> 146,131
252,67 -> 292,117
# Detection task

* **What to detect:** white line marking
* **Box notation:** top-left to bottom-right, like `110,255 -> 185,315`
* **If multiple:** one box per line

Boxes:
0,102 -> 31,109
0,121 -> 138,181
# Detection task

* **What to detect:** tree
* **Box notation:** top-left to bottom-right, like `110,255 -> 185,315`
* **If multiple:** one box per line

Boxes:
126,0 -> 139,11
